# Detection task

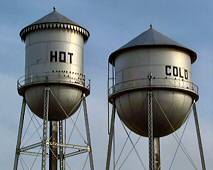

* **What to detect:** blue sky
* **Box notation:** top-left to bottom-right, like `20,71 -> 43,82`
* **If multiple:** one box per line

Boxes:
0,0 -> 213,169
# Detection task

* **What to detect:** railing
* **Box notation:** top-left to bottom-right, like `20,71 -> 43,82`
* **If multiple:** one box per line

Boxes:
108,77 -> 198,96
17,72 -> 90,91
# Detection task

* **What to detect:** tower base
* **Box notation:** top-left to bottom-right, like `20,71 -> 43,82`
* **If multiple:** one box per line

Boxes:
13,87 -> 94,170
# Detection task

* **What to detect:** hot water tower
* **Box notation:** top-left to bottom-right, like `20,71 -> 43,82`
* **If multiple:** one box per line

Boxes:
13,8 -> 94,170
106,26 -> 206,170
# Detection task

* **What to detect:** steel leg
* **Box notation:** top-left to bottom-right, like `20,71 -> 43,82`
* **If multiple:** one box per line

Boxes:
41,87 -> 50,170
49,121 -> 58,170
193,103 -> 206,170
83,97 -> 95,170
154,138 -> 160,170
59,121 -> 65,170
106,104 -> 116,170
148,91 -> 154,170
13,98 -> 26,170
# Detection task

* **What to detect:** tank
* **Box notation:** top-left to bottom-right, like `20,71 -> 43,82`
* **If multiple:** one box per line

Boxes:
108,26 -> 199,137
18,8 -> 90,120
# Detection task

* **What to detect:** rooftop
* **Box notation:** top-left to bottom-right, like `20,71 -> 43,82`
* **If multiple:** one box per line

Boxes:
20,8 -> 89,41
109,26 -> 197,64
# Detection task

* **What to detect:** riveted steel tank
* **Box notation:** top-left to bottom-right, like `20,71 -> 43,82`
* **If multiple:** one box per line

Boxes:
108,27 -> 198,137
18,9 -> 90,120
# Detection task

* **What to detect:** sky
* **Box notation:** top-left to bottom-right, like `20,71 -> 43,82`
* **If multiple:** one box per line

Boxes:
0,0 -> 213,169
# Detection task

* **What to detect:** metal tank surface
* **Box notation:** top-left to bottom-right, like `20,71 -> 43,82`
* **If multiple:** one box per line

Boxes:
18,8 -> 90,120
108,26 -> 199,137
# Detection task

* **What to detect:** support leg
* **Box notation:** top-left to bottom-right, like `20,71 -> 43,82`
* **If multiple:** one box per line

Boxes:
192,103 -> 206,170
83,97 -> 95,170
42,87 -> 50,170
148,91 -> 154,170
154,138 -> 160,170
59,121 -> 65,170
13,98 -> 26,170
106,104 -> 116,170
49,121 -> 58,170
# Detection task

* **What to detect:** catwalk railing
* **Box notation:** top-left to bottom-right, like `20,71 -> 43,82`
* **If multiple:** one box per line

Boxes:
17,72 -> 91,95
108,77 -> 198,98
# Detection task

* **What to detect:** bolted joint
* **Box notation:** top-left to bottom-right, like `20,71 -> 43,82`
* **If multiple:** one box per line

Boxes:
148,73 -> 153,80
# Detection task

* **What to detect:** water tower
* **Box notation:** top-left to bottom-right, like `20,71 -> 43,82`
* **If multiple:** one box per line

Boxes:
106,26 -> 206,170
13,8 -> 94,170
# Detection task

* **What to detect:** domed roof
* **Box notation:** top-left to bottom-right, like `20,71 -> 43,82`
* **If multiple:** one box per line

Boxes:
109,26 -> 197,64
20,8 -> 89,41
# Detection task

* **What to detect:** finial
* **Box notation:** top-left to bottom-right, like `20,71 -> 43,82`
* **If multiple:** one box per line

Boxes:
150,24 -> 153,29
53,7 -> 56,11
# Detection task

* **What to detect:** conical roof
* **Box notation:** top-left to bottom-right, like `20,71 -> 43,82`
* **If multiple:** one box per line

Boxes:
109,26 -> 197,64
32,8 -> 79,26
20,8 -> 89,41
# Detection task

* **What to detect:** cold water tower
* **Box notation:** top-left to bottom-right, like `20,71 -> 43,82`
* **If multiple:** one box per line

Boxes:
14,8 -> 94,170
106,26 -> 206,170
